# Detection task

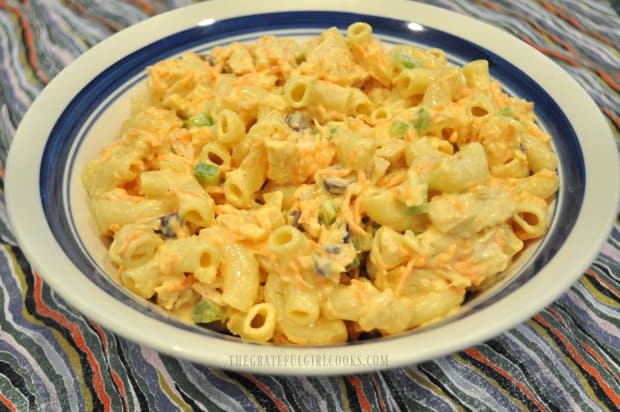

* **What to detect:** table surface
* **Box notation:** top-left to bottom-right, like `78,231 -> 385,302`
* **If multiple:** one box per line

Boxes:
0,1 -> 618,411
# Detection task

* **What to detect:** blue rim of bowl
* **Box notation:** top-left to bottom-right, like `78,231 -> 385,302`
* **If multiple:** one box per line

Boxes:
39,11 -> 585,344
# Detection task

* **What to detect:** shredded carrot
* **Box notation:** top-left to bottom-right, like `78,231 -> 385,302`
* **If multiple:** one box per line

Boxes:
394,259 -> 416,297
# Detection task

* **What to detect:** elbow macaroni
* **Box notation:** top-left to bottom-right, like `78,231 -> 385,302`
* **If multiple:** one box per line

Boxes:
82,23 -> 560,344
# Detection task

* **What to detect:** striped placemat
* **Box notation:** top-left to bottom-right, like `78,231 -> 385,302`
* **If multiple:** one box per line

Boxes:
0,1 -> 618,410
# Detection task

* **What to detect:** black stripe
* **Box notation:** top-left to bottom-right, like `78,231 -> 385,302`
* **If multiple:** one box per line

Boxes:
275,377 -> 306,412
367,374 -> 389,411
341,376 -> 364,412
589,261 -> 619,288
223,371 -> 282,411
552,302 -> 620,366
417,362 -> 473,411
113,336 -> 150,411
377,371 -> 431,411
484,340 -> 555,409
0,360 -> 36,411
81,321 -> 126,412
0,271 -> 71,409
531,313 -> 616,410
175,384 -> 208,412
15,245 -> 105,412
159,356 -> 223,410
584,267 -> 619,301
454,352 -> 543,412
539,308 -> 620,411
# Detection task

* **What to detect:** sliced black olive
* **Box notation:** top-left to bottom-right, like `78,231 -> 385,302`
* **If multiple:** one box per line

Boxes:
322,177 -> 353,194
285,112 -> 311,132
289,209 -> 303,230
154,212 -> 182,239
199,54 -> 217,66
312,255 -> 332,277
323,245 -> 342,255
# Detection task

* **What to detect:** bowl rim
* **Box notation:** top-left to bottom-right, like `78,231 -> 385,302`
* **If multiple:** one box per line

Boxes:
5,0 -> 619,375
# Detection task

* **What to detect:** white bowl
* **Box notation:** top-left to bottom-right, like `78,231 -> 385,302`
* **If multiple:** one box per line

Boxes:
5,0 -> 618,375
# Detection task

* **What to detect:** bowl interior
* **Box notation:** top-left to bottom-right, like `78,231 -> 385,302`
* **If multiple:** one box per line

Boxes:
40,11 -> 584,344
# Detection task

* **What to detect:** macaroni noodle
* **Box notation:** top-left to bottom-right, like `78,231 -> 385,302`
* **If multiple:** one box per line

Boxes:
82,23 -> 559,344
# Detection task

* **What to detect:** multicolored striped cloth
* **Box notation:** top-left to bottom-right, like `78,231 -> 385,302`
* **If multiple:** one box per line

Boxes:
0,1 -> 618,410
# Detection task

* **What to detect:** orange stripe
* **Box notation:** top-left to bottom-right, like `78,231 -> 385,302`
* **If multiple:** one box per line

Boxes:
585,269 -> 620,298
538,0 -> 557,15
110,370 -> 127,412
588,31 -> 613,47
520,37 -> 581,66
581,343 -> 616,378
595,68 -> 620,93
0,392 -> 17,412
464,348 -> 547,411
530,19 -> 619,93
33,274 -> 112,411
484,1 -> 502,12
347,376 -> 373,412
89,320 -> 129,411
0,0 -> 49,84
89,320 -> 109,352
600,107 -> 620,131
368,375 -> 388,412
547,32 -> 578,56
240,373 -> 289,411
535,312 -> 620,405
127,0 -> 154,15
64,0 -> 123,33
541,0 -> 613,46
538,0 -> 582,30
69,0 -> 85,14
532,46 -> 580,66
555,3 -> 583,30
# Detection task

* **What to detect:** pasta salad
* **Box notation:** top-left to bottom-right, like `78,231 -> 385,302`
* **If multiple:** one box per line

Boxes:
82,22 -> 559,344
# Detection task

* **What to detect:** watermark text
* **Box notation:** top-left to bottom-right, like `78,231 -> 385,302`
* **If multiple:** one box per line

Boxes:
229,353 -> 389,369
